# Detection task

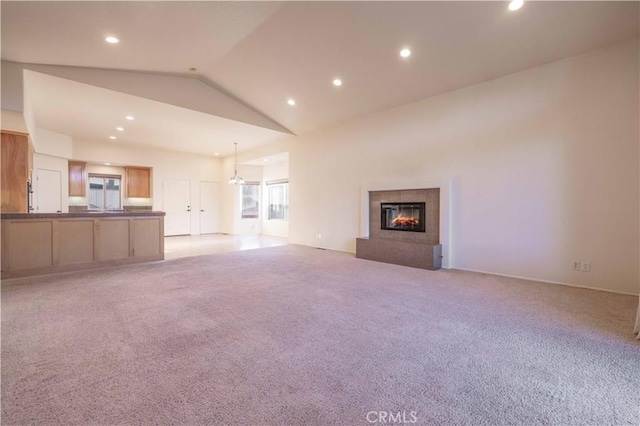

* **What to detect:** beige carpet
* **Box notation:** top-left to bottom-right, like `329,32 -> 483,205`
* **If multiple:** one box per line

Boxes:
2,245 -> 639,425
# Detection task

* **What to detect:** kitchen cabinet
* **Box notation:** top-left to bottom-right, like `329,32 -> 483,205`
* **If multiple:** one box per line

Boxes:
1,131 -> 32,213
68,161 -> 86,196
1,211 -> 165,278
125,167 -> 151,198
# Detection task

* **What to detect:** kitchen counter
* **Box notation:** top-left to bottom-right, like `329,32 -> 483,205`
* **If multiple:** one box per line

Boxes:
1,211 -> 165,278
1,211 -> 165,219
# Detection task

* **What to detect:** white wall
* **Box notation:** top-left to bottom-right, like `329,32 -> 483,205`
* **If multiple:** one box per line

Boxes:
1,62 -> 25,112
32,127 -> 73,159
262,161 -> 289,238
0,109 -> 28,133
286,38 -> 639,295
72,139 -> 222,235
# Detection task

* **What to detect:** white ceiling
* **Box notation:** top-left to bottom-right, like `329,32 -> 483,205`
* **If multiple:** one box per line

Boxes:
1,2 -> 284,70
244,152 -> 289,166
24,70 -> 290,157
2,1 -> 639,157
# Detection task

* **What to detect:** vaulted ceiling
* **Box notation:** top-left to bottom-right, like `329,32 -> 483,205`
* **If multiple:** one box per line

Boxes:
2,1 -> 638,157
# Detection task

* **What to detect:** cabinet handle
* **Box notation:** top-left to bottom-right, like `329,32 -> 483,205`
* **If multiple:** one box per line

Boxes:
200,209 -> 205,212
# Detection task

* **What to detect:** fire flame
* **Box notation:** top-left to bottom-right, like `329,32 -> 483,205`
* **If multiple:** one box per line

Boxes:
392,213 -> 419,227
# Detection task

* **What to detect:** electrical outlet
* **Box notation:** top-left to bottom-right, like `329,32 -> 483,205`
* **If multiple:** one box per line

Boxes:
572,261 -> 580,271
581,261 -> 591,272
316,233 -> 322,240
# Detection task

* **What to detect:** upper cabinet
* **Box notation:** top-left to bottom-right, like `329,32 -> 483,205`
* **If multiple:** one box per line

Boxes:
68,161 -> 86,197
1,131 -> 33,213
125,167 -> 151,198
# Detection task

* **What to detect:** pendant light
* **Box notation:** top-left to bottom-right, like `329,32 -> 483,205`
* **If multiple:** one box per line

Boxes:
228,142 -> 245,185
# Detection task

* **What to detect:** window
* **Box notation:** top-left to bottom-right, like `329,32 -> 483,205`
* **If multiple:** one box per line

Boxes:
241,182 -> 260,219
267,180 -> 289,221
88,174 -> 121,210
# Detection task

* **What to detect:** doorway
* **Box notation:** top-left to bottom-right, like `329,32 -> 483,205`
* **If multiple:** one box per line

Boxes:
163,179 -> 191,236
35,169 -> 62,213
199,181 -> 220,234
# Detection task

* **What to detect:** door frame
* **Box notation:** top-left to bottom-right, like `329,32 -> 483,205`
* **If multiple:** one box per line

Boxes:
162,178 -> 192,236
199,180 -> 221,234
36,168 -> 62,213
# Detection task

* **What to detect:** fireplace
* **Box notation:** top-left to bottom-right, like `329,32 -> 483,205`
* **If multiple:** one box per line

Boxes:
381,202 -> 425,232
357,189 -> 441,270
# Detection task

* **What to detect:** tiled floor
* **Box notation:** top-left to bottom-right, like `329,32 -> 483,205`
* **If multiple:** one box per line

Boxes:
163,233 -> 288,260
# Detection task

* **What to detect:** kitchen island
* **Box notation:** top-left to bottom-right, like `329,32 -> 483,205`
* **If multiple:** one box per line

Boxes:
1,211 -> 165,279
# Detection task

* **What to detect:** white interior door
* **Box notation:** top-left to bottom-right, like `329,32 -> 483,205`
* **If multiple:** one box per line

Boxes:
36,169 -> 62,213
199,181 -> 220,234
163,179 -> 191,236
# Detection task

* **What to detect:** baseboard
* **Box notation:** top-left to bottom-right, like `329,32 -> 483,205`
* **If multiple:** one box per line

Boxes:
454,267 -> 639,296
1,254 -> 164,280
312,245 -> 637,296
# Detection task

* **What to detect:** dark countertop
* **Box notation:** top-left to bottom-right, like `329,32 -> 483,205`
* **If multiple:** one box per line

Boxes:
1,211 -> 166,219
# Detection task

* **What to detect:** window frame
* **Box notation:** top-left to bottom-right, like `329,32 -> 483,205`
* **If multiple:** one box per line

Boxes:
266,180 -> 289,222
240,181 -> 261,220
88,173 -> 122,211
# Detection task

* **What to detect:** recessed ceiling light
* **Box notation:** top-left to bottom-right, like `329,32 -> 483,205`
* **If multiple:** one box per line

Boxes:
105,36 -> 119,44
116,127 -> 124,131
400,48 -> 411,58
104,163 -> 111,166
508,0 -> 524,11
125,116 -> 134,121
333,79 -> 342,87
109,136 -> 116,140
263,159 -> 269,162
287,99 -> 296,106
214,152 -> 220,156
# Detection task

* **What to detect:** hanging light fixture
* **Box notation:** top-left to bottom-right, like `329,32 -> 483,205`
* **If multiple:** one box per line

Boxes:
228,142 -> 245,185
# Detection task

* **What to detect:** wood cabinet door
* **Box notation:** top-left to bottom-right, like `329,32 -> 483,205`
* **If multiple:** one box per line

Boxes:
1,132 -> 29,212
68,161 -> 86,196
125,167 -> 151,198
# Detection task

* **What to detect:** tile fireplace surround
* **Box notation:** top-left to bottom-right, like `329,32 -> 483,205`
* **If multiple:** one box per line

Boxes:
356,188 -> 442,270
